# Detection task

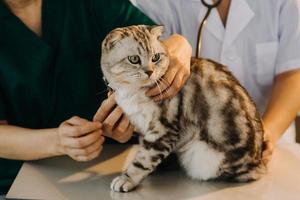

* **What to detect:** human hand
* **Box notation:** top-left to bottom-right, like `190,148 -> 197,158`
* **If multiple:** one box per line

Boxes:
262,129 -> 275,165
146,34 -> 192,101
57,116 -> 104,162
93,93 -> 134,143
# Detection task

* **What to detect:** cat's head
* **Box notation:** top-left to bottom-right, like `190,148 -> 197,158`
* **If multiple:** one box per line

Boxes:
101,25 -> 169,90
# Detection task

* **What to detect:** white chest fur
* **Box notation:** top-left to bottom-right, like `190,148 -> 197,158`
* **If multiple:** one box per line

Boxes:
115,89 -> 159,134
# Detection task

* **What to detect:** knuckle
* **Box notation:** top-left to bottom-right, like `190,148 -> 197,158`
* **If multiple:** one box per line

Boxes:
101,99 -> 108,106
75,139 -> 85,148
116,126 -> 126,134
58,128 -> 66,136
72,127 -> 81,136
174,83 -> 180,90
87,153 -> 97,161
113,134 -> 122,142
113,130 -> 122,138
78,157 -> 88,162
101,106 -> 109,114
171,55 -> 180,64
104,122 -> 113,130
71,116 -> 80,121
118,136 -> 130,143
60,140 -> 68,148
116,106 -> 123,112
81,148 -> 89,155
71,155 -> 83,162
100,137 -> 105,144
117,138 -> 127,143
60,122 -> 67,128
118,133 -> 132,143
70,155 -> 79,161
165,77 -> 172,85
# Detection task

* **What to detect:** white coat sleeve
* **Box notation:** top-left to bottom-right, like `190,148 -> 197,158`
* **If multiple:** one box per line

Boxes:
275,0 -> 300,75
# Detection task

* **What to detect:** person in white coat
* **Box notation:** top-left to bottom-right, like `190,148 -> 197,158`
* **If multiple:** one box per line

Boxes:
130,0 -> 300,163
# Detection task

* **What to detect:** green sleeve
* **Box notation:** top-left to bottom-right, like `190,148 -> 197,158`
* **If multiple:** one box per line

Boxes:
92,0 -> 155,36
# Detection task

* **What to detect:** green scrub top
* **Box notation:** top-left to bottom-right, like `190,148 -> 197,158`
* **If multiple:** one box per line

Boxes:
0,0 -> 154,194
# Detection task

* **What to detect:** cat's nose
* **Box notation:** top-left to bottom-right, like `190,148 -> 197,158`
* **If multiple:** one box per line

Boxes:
145,70 -> 153,77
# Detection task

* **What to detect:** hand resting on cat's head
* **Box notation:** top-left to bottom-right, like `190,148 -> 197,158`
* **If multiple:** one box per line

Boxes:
146,34 -> 192,101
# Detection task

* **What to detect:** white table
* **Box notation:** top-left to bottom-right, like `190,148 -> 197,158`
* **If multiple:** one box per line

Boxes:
6,143 -> 300,200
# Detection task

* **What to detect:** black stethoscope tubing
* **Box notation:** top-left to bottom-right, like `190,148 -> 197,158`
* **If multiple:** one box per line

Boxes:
196,0 -> 222,58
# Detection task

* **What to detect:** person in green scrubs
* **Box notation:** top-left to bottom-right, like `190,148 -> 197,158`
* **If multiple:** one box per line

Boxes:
0,0 -> 192,195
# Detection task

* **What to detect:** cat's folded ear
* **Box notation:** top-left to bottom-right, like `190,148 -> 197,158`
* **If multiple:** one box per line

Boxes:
148,25 -> 164,38
102,29 -> 124,51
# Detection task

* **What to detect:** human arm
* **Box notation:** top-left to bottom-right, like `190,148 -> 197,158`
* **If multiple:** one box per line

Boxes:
262,70 -> 300,163
0,116 -> 104,162
0,125 -> 60,161
262,0 -> 300,163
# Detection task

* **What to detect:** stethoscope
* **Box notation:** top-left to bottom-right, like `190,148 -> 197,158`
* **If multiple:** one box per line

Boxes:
196,0 -> 222,58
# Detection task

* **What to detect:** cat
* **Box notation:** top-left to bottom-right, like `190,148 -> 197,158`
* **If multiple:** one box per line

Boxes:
100,25 -> 265,192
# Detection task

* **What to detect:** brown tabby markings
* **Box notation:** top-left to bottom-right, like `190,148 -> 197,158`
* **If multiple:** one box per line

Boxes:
101,25 -> 265,192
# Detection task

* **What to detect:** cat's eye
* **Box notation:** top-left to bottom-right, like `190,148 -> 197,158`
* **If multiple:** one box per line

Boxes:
152,53 -> 160,63
128,55 -> 141,65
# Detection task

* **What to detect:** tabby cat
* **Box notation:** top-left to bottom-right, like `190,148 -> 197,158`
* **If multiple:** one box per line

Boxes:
100,25 -> 265,192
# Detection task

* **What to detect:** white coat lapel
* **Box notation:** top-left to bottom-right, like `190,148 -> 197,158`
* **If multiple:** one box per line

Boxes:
224,0 -> 255,47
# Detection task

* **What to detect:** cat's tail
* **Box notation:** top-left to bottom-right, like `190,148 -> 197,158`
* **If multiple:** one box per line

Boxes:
218,161 -> 267,182
232,162 -> 267,182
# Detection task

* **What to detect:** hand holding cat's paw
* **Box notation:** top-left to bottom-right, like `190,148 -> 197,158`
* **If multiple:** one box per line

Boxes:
111,174 -> 137,192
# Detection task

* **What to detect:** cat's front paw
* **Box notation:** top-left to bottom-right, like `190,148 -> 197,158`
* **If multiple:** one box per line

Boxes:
110,174 -> 137,192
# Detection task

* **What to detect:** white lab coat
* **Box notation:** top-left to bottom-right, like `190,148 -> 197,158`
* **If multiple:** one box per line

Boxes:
130,0 -> 300,143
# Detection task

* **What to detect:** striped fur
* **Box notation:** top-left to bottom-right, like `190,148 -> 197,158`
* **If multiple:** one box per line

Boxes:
101,25 -> 265,192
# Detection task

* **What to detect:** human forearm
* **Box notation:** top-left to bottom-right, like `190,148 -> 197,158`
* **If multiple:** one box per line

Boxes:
263,70 -> 300,143
0,116 -> 105,162
0,125 -> 61,160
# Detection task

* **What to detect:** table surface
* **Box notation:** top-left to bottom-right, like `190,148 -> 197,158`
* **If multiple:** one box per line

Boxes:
6,143 -> 300,200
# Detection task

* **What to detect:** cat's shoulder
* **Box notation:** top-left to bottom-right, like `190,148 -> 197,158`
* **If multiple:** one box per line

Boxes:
191,58 -> 231,76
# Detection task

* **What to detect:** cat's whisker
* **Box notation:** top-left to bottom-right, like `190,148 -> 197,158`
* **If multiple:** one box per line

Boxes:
154,79 -> 163,101
158,77 -> 173,98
